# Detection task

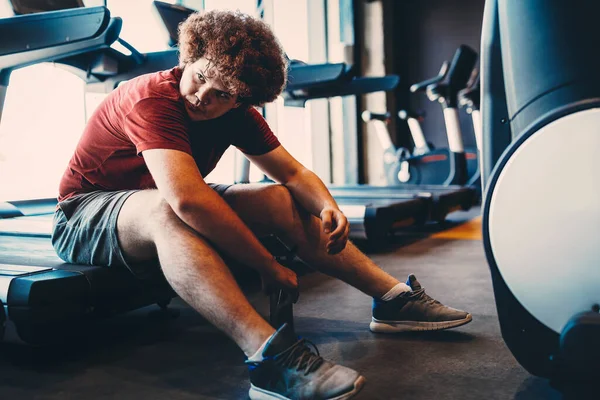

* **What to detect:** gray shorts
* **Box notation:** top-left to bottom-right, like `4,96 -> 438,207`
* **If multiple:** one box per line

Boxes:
51,184 -> 232,278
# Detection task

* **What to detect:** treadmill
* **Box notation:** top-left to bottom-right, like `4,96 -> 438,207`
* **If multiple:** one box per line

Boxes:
281,50 -> 478,239
284,71 -> 434,240
0,6 -> 180,345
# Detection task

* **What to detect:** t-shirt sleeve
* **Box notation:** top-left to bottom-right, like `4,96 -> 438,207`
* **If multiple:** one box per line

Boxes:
230,107 -> 281,155
124,97 -> 192,156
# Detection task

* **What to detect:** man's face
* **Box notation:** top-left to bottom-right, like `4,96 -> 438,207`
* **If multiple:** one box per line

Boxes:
179,57 -> 241,121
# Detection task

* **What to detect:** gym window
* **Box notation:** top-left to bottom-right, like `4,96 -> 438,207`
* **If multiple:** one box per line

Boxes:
0,65 -> 86,201
0,0 -> 171,201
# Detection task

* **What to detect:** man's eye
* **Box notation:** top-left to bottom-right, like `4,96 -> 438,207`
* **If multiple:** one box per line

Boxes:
196,73 -> 205,82
219,92 -> 231,99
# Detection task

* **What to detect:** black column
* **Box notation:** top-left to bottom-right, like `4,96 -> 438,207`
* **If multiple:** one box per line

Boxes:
480,0 -> 510,189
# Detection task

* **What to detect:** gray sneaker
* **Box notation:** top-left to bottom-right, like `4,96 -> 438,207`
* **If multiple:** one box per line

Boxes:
246,323 -> 366,399
370,274 -> 472,333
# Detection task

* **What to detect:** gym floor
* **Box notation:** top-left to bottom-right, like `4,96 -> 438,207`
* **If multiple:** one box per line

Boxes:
0,210 -> 564,400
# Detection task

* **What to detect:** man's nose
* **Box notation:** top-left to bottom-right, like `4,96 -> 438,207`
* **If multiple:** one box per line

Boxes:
196,86 -> 212,105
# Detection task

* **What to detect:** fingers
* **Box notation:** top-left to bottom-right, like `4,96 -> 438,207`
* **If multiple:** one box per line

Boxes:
321,210 -> 333,234
321,208 -> 350,254
326,211 -> 349,254
279,266 -> 299,291
328,212 -> 347,240
288,271 -> 299,290
326,227 -> 349,254
261,263 -> 298,295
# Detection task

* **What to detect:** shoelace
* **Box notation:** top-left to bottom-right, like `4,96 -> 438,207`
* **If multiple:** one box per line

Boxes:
273,338 -> 324,376
410,288 -> 442,306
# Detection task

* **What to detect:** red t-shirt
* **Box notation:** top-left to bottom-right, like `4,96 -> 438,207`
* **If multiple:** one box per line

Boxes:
58,67 -> 280,201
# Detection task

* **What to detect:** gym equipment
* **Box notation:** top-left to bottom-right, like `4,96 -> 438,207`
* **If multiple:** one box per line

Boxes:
316,47 -> 478,231
363,45 -> 477,187
390,68 -> 483,197
0,6 -> 182,345
396,108 -> 430,156
9,0 -> 84,14
481,0 -> 600,390
458,72 -> 482,194
153,0 -> 194,47
395,65 -> 451,159
397,69 -> 481,194
284,70 -> 435,241
280,64 -> 477,241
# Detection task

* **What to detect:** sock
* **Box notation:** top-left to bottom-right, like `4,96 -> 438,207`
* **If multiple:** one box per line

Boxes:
247,332 -> 274,362
379,282 -> 411,301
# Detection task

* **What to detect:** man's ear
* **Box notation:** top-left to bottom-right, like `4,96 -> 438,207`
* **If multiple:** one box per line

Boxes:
232,101 -> 243,109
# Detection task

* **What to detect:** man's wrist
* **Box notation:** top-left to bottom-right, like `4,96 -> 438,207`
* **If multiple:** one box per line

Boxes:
320,204 -> 340,214
254,254 -> 279,274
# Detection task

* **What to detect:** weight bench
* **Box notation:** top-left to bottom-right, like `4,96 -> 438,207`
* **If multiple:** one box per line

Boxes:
0,236 -> 298,345
0,204 -> 299,345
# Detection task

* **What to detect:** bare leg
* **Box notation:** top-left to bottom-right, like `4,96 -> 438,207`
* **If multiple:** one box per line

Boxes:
116,190 -> 274,356
222,184 -> 401,298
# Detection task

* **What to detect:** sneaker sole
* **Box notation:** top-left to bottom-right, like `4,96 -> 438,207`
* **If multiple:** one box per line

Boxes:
369,314 -> 473,333
248,375 -> 366,400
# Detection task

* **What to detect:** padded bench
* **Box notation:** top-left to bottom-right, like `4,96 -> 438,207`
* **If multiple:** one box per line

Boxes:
0,222 -> 299,345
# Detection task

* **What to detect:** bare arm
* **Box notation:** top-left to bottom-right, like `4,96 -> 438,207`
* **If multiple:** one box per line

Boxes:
248,146 -> 349,254
143,148 -> 296,288
247,147 -> 336,214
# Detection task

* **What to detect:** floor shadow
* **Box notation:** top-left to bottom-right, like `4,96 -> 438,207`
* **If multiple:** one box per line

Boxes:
514,376 -> 563,400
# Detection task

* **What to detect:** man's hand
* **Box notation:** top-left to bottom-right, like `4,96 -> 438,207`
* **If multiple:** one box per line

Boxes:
320,207 -> 350,254
261,261 -> 299,295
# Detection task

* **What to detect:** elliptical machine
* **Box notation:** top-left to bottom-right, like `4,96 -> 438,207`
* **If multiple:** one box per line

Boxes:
362,45 -> 477,187
397,61 -> 449,158
482,0 -> 600,393
395,64 -> 482,196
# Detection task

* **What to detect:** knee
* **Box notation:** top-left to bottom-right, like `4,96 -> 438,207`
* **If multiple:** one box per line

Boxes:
262,184 -> 306,234
264,184 -> 293,204
149,197 -> 181,230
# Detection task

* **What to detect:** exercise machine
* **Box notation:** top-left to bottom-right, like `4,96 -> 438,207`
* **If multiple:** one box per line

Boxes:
283,68 -> 435,242
482,0 -> 600,391
363,45 -> 477,187
322,46 -> 478,229
458,72 -> 481,195
281,65 -> 481,241
389,66 -> 483,196
153,0 -> 194,47
396,63 -> 449,158
0,6 -> 177,345
397,69 -> 482,194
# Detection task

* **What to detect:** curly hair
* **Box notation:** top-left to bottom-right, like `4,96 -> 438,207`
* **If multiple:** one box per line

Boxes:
178,10 -> 288,107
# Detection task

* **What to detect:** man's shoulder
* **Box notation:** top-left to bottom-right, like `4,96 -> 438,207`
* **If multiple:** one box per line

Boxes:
122,67 -> 183,104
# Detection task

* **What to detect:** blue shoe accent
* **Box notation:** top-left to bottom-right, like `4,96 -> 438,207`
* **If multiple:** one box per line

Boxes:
246,324 -> 365,399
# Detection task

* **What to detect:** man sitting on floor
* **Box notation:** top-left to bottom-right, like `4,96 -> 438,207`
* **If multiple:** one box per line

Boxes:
52,9 -> 472,400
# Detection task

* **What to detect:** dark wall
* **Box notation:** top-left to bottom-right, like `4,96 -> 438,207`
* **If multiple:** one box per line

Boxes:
385,0 -> 484,150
